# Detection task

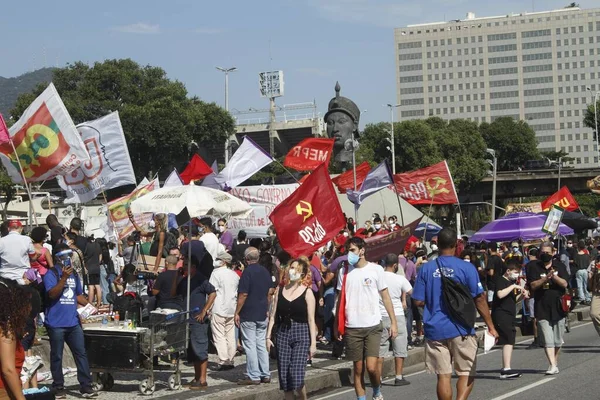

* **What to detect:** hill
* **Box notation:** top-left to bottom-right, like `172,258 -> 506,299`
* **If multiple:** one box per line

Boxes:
0,68 -> 55,117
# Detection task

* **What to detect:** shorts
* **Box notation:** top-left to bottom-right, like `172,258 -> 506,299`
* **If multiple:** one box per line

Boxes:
188,323 -> 209,361
379,315 -> 408,358
537,319 -> 565,348
88,274 -> 100,286
425,336 -> 478,376
492,312 -> 516,346
344,323 -> 383,362
527,298 -> 535,319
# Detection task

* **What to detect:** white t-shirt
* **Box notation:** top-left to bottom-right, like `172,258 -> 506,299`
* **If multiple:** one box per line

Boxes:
379,271 -> 412,317
209,266 -> 240,317
337,262 -> 387,328
201,233 -> 224,261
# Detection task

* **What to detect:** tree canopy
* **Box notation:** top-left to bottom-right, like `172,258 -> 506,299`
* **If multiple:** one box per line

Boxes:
10,59 -> 234,180
480,117 -> 540,171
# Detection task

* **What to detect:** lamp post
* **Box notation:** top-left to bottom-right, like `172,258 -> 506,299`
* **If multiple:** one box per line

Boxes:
557,156 -> 563,191
586,87 -> 599,167
216,66 -> 237,165
385,104 -> 401,175
486,148 -> 497,221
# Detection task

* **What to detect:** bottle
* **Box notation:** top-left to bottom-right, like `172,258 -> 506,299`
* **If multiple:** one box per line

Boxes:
114,313 -> 120,327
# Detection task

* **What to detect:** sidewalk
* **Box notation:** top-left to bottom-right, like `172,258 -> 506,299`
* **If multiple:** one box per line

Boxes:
37,305 -> 592,399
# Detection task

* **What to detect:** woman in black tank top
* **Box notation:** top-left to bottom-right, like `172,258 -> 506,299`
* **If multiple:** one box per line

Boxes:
266,258 -> 317,400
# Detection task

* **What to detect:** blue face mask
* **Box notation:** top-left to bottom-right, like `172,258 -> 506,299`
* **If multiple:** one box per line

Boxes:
348,251 -> 360,265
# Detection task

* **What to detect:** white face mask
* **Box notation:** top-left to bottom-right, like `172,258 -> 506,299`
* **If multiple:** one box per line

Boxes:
289,268 -> 302,282
508,272 -> 519,281
213,260 -> 223,268
343,232 -> 349,237
374,224 -> 382,230
567,243 -> 573,248
388,220 -> 394,225
218,226 -> 226,233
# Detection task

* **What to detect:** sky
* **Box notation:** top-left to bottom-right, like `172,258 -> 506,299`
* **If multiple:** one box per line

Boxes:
2,0 -> 599,126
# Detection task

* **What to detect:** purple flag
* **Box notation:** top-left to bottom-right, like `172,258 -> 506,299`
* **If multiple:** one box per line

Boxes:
346,161 -> 393,207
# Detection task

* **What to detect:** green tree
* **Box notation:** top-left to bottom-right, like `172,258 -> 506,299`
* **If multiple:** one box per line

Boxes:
583,100 -> 600,132
479,117 -> 540,171
10,59 -> 234,180
0,168 -> 16,221
540,149 -> 574,163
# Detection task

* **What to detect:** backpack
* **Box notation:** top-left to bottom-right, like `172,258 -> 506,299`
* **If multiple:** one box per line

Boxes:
436,259 -> 477,334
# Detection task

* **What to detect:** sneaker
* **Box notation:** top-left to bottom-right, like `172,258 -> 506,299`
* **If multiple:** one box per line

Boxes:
394,377 -> 411,386
237,378 -> 260,385
545,365 -> 559,375
373,394 -> 384,400
80,386 -> 98,398
307,359 -> 312,367
54,388 -> 67,399
500,369 -> 522,379
260,376 -> 271,384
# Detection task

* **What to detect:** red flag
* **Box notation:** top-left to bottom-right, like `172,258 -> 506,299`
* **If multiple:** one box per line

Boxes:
541,186 -> 579,212
393,161 -> 458,205
331,161 -> 371,194
269,163 -> 346,257
283,138 -> 334,171
179,154 -> 213,184
0,114 -> 10,145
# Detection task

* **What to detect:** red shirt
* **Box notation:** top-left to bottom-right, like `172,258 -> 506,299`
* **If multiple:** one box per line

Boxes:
0,341 -> 24,390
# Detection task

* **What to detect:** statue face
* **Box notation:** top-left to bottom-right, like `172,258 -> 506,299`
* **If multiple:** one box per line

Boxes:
326,111 -> 356,150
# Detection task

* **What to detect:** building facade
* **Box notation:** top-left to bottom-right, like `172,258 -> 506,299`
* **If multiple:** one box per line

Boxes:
394,7 -> 600,168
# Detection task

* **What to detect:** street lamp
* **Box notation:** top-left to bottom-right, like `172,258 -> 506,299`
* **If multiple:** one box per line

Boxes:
216,66 -> 237,165
385,104 -> 401,175
486,148 -> 497,221
557,156 -> 563,191
586,87 -> 599,167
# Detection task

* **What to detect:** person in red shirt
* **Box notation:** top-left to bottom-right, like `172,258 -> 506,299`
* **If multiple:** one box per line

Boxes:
0,280 -> 29,400
372,218 -> 390,236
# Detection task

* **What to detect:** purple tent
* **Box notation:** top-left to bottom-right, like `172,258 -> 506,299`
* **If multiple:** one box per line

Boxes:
469,212 -> 574,243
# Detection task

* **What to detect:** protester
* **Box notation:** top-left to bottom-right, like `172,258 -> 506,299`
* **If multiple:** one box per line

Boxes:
266,258 -> 317,400
65,233 -> 86,288
29,227 -> 52,277
44,244 -> 96,398
181,225 -> 212,279
412,228 -> 497,400
574,240 -> 591,305
46,214 -> 65,249
526,242 -> 569,375
486,242 -> 505,304
217,218 -> 233,252
235,247 -> 272,385
492,257 -> 528,379
321,249 -> 343,345
128,210 -> 171,272
120,235 -> 139,267
97,238 -> 115,304
177,256 -> 216,390
197,217 -> 222,263
231,230 -> 249,261
399,251 -> 417,348
336,237 -> 397,400
525,247 -> 540,349
151,255 -> 184,310
0,220 -> 38,285
209,251 -> 239,371
377,253 -> 412,386
68,218 -> 88,255
0,280 -> 28,400
588,256 -> 600,336
84,237 -> 103,308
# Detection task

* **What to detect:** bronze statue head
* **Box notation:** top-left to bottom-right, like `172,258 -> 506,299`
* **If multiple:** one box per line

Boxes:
324,82 -> 360,163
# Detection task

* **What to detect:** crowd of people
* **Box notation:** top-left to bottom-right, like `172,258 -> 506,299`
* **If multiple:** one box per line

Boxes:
1,211 -> 600,400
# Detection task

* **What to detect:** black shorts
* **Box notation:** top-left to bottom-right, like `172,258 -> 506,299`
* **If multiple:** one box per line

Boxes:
493,312 -> 516,346
88,274 -> 100,285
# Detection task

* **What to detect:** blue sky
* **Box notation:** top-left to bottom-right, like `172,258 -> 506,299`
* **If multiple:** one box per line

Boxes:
2,0 -> 598,126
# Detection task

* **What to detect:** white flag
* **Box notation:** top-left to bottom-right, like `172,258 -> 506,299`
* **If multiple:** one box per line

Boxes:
200,161 -> 220,189
57,112 -> 136,203
0,83 -> 90,183
215,137 -> 272,189
163,168 -> 183,188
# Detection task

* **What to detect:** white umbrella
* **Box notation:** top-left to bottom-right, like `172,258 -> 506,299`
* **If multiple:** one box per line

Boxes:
129,184 -> 252,219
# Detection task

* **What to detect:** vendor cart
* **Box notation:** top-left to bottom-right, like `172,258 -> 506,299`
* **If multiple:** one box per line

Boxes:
83,309 -> 193,395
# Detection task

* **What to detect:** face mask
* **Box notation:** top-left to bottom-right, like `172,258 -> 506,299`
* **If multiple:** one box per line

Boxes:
289,268 -> 302,282
540,252 -> 553,264
508,272 -> 519,281
343,232 -> 349,237
388,220 -> 394,225
213,260 -> 223,268
512,247 -> 519,252
218,226 -> 225,233
463,258 -> 470,262
348,251 -> 360,265
431,244 -> 438,252
374,224 -> 382,230
567,243 -> 573,248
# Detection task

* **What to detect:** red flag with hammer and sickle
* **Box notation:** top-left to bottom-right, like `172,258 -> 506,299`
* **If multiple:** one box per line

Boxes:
269,163 -> 346,257
393,161 -> 459,205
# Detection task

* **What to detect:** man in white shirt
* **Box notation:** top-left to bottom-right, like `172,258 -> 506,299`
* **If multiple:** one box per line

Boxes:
209,251 -> 239,370
336,237 -> 397,400
198,217 -> 224,262
0,220 -> 38,284
378,253 -> 413,387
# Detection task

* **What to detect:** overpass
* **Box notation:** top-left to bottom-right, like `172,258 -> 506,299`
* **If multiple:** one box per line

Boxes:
463,167 -> 600,202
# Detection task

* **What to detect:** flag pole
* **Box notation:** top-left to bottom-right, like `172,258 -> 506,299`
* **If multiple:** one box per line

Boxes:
351,134 -> 358,226
422,194 -> 436,242
9,141 -> 38,228
272,158 -> 300,184
388,160 -> 405,227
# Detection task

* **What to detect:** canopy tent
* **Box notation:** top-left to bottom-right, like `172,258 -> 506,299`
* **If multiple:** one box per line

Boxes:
468,212 -> 573,243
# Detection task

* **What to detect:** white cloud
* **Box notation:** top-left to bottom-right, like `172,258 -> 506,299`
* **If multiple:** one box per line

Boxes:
193,27 -> 224,35
307,0 -> 423,28
111,23 -> 160,34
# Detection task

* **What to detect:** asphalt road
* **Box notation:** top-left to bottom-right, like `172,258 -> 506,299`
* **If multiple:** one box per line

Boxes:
313,320 -> 600,400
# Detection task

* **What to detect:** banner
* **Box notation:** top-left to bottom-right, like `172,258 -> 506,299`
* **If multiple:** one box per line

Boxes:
393,161 -> 458,205
541,186 -> 579,212
163,168 -> 183,188
506,202 -> 543,214
346,161 -> 393,207
364,217 -> 421,263
215,136 -> 272,189
0,83 -> 89,183
229,184 -> 299,238
283,138 -> 334,171
331,161 -> 371,194
269,163 -> 346,257
108,178 -> 159,239
57,112 -> 136,203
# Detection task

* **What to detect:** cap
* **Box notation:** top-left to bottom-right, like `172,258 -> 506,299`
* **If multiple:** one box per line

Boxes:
324,82 -> 361,124
8,220 -> 22,229
216,251 -> 232,263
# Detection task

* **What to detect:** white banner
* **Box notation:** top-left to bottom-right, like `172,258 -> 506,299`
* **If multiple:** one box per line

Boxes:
57,112 -> 136,203
229,184 -> 298,238
0,83 -> 89,183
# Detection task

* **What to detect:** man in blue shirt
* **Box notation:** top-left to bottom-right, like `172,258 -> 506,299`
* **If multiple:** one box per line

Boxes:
412,228 -> 497,400
235,247 -> 273,385
44,244 -> 96,398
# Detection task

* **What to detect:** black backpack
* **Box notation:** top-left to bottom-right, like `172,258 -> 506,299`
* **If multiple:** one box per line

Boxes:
436,259 -> 477,333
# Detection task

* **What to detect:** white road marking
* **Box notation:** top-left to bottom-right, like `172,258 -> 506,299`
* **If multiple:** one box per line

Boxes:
488,377 -> 556,400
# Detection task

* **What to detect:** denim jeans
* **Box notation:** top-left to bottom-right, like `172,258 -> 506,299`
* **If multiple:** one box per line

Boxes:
576,269 -> 591,302
240,319 -> 270,381
47,324 -> 93,390
99,265 -> 110,304
323,288 -> 335,342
